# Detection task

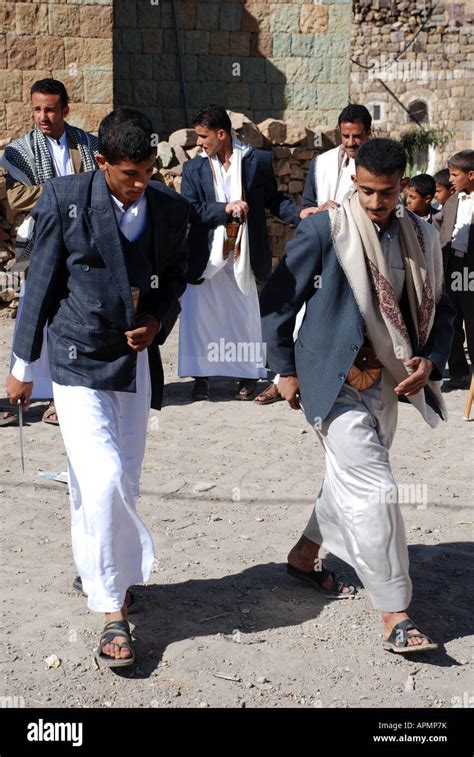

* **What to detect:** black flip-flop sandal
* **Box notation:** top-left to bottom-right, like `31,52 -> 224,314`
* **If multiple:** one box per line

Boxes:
383,618 -> 438,654
191,378 -> 210,401
287,563 -> 357,598
72,576 -> 142,614
235,379 -> 257,400
95,619 -> 135,668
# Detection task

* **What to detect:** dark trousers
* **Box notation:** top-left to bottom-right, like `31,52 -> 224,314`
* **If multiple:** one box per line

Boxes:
446,258 -> 474,376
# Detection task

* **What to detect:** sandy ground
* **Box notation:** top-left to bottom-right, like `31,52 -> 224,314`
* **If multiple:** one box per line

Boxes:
0,314 -> 472,710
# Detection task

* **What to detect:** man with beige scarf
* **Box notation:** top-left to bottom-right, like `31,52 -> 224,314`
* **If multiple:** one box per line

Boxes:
261,139 -> 454,654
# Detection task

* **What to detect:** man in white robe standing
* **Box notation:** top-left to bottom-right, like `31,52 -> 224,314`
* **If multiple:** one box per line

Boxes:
6,108 -> 189,668
261,138 -> 455,653
178,105 -> 299,401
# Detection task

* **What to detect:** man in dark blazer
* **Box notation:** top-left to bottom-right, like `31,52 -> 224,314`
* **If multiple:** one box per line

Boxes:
434,150 -> 474,390
261,138 -> 454,654
178,105 -> 299,401
6,109 -> 189,668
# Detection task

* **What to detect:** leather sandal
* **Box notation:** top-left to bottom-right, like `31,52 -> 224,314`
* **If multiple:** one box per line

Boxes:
254,384 -> 283,405
287,563 -> 357,598
95,619 -> 135,668
383,618 -> 438,654
42,401 -> 60,425
235,379 -> 257,400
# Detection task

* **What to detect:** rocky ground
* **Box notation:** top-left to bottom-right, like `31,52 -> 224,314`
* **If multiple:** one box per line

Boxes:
0,316 -> 472,710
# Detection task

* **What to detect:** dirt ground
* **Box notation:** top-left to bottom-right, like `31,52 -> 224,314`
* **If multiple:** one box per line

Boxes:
0,314 -> 472,710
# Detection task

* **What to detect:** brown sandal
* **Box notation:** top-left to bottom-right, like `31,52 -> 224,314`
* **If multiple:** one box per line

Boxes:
254,383 -> 283,405
42,401 -> 60,425
0,411 -> 17,427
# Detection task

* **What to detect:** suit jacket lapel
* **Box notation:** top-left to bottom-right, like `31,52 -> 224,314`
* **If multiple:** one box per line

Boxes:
84,171 -> 135,323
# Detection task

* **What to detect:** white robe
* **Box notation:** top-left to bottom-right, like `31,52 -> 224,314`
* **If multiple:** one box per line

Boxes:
304,378 -> 412,612
53,349 -> 155,613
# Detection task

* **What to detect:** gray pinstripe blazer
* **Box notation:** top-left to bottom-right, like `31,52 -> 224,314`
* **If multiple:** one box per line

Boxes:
13,170 -> 189,410
261,211 -> 454,425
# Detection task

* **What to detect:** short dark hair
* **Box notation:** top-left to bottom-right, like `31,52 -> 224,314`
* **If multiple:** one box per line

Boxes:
409,174 -> 436,198
30,78 -> 69,108
98,108 -> 156,164
433,169 -> 452,188
355,138 -> 406,177
338,104 -> 372,132
447,150 -> 474,173
192,105 -> 232,136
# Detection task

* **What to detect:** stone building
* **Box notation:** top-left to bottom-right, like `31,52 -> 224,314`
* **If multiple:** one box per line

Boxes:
351,0 -> 473,171
1,0 -> 471,152
1,0 -> 352,143
1,0 -> 113,140
114,0 -> 352,136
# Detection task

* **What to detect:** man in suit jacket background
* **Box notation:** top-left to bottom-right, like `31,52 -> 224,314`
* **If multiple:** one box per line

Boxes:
300,103 -> 372,220
6,108 -> 189,668
178,105 -> 299,401
1,78 -> 98,426
261,139 -> 454,654
434,150 -> 474,390
256,104 -> 373,406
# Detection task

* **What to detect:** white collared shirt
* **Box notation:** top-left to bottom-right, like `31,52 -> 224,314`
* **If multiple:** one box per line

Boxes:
451,191 -> 474,253
111,192 -> 148,242
45,130 -> 73,177
335,154 -> 356,205
215,152 -> 233,203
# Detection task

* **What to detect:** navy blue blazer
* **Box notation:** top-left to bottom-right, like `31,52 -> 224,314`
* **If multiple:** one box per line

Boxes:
301,156 -> 317,209
181,148 -> 300,284
13,170 -> 189,410
261,212 -> 455,425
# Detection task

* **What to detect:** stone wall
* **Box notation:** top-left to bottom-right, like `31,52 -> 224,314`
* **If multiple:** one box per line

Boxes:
0,0 -> 113,142
114,0 -> 352,138
350,0 -> 473,170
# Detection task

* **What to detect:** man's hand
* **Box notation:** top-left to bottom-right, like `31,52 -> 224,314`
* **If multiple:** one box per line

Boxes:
300,207 -> 319,219
124,315 -> 161,352
6,375 -> 33,409
317,200 -> 339,212
278,375 -> 301,409
395,357 -> 433,397
225,200 -> 248,217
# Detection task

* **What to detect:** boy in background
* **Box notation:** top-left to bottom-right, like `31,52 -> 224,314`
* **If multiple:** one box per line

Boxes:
433,169 -> 455,208
406,174 -> 437,223
434,151 -> 474,390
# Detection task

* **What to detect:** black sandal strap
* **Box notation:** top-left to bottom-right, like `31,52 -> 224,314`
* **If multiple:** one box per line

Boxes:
386,619 -> 418,646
